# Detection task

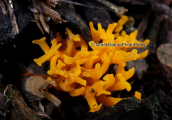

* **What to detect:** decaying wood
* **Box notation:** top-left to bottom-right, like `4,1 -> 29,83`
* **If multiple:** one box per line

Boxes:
136,18 -> 148,40
33,13 -> 44,34
158,0 -> 172,5
0,0 -> 7,14
113,0 -> 146,5
146,15 -> 165,55
4,0 -> 19,35
148,0 -> 172,17
166,18 -> 172,43
79,0 -> 114,29
65,0 -> 75,10
115,0 -> 172,18
39,1 -> 66,23
136,12 -> 151,40
5,85 -> 41,120
30,0 -> 45,14
158,17 -> 172,46
0,91 -> 6,118
36,111 -> 52,120
44,0 -> 56,8
56,6 -> 92,42
0,0 -> 34,42
28,0 -> 50,34
95,0 -> 128,17
28,5 -> 47,34
21,97 -> 52,119
92,95 -> 170,120
39,13 -> 50,33
26,0 -> 65,34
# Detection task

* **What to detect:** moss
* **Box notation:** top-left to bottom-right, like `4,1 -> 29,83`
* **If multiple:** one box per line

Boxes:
6,88 -> 15,99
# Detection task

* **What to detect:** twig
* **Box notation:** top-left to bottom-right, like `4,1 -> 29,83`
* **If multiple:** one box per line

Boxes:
36,111 -> 52,120
31,0 -> 45,14
33,13 -> 45,34
27,0 -> 65,34
4,0 -> 19,35
39,1 -> 66,23
0,0 -> 7,14
137,19 -> 148,40
27,5 -> 45,34
39,13 -> 50,33
95,0 -> 127,17
28,5 -> 38,13
44,0 -> 56,8
58,0 -> 126,16
114,0 -> 146,5
148,0 -> 172,18
167,18 -> 172,43
146,15 -> 165,55
136,12 -> 151,40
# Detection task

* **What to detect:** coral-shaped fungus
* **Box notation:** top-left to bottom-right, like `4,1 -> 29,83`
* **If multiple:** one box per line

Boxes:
32,15 -> 150,112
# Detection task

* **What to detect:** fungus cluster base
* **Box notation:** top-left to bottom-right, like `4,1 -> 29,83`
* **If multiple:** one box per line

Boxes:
32,15 -> 149,112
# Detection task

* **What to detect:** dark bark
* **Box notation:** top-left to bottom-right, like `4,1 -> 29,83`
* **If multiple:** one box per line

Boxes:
92,95 -> 170,120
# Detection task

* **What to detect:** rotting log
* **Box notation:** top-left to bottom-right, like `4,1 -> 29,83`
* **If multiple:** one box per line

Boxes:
92,95 -> 170,120
5,85 -> 41,120
0,0 -> 34,44
77,0 -> 114,29
55,2 -> 92,42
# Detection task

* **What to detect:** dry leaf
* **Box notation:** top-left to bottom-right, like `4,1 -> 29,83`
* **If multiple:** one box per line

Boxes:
156,43 -> 172,68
